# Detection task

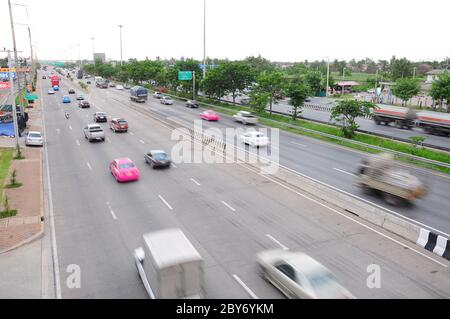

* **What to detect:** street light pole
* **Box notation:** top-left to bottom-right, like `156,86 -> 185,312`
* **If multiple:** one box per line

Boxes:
202,0 -> 206,79
8,0 -> 25,117
91,37 -> 95,61
118,25 -> 123,66
8,50 -> 20,147
326,58 -> 330,97
77,43 -> 81,68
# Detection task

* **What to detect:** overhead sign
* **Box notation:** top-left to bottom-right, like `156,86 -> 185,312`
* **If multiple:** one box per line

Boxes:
178,71 -> 193,81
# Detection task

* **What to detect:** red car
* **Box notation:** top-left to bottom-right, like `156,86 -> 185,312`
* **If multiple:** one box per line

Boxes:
109,158 -> 140,182
200,110 -> 220,121
110,118 -> 128,132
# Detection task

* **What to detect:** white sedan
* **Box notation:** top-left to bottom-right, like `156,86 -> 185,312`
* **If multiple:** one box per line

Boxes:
257,250 -> 354,299
25,131 -> 44,147
160,96 -> 174,105
116,84 -> 124,90
240,131 -> 269,147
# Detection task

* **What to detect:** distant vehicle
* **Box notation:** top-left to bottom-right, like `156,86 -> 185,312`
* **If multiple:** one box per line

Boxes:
134,228 -> 204,298
110,158 -> 139,182
240,97 -> 251,105
76,69 -> 83,79
355,153 -> 427,206
50,75 -> 60,87
160,96 -> 174,105
68,88 -> 76,94
416,113 -> 450,136
86,80 -> 91,84
200,110 -> 219,121
257,249 -> 354,299
42,75 -> 47,79
144,150 -> 171,168
109,82 -> 115,87
373,105 -> 417,129
48,88 -> 55,95
99,82 -> 108,88
25,131 -> 44,147
153,92 -> 163,99
83,124 -> 105,142
233,111 -> 258,125
93,112 -> 107,123
62,95 -> 71,103
110,118 -> 128,133
53,85 -> 60,91
240,131 -> 269,147
94,76 -> 103,82
78,100 -> 90,108
76,94 -> 84,100
116,84 -> 124,90
185,100 -> 199,108
124,83 -> 131,89
130,86 -> 148,103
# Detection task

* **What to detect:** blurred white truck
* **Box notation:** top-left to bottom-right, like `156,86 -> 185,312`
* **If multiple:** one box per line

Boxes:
233,111 -> 258,125
134,228 -> 205,299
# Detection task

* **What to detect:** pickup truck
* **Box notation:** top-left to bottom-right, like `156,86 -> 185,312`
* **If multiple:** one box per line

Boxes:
83,124 -> 105,142
233,111 -> 258,125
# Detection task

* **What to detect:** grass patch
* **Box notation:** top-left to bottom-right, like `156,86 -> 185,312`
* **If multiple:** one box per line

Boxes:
4,182 -> 22,189
0,210 -> 17,219
0,149 -> 14,204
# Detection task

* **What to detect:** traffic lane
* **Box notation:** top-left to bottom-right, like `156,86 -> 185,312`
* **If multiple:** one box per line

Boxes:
42,91 -> 148,298
47,85 -> 275,298
86,87 -> 450,298
96,86 -> 450,235
272,102 -> 450,148
277,132 -> 450,235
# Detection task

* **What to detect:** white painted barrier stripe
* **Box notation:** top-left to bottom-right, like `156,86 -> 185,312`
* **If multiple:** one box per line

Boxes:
417,228 -> 430,248
434,236 -> 448,256
232,275 -> 259,299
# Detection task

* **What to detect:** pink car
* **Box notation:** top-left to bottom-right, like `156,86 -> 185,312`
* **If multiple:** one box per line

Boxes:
200,110 -> 220,121
110,158 -> 140,182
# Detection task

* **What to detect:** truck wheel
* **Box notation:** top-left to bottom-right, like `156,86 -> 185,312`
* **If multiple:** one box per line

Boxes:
383,193 -> 402,206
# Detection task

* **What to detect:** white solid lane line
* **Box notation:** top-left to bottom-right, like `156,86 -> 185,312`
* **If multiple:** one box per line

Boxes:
333,168 -> 356,177
171,163 -> 178,168
106,202 -> 118,220
56,128 -> 60,134
265,234 -> 289,250
76,139 -> 80,146
106,137 -> 112,144
69,125 -> 72,130
158,195 -> 173,210
87,162 -> 92,171
221,200 -> 236,212
139,139 -> 145,144
129,132 -> 135,136
232,275 -> 259,299
190,178 -> 201,186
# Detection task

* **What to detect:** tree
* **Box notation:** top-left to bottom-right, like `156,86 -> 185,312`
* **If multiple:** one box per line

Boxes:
201,67 -> 227,99
390,56 -> 413,80
303,71 -> 322,96
286,82 -> 311,120
429,71 -> 450,111
391,78 -> 420,106
248,91 -> 271,113
243,55 -> 274,75
252,70 -> 284,114
330,100 -> 374,138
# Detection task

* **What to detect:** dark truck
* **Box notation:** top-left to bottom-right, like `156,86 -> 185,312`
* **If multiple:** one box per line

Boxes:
130,86 -> 148,103
76,69 -> 83,79
372,105 -> 417,129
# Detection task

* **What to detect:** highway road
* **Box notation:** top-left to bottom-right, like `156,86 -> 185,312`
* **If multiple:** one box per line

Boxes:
40,72 -> 450,298
101,85 -> 450,236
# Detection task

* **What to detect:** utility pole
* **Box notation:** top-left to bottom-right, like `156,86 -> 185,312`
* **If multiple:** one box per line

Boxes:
8,50 -> 20,147
326,58 -> 330,97
342,67 -> 345,94
193,71 -> 196,101
375,69 -> 379,103
413,67 -> 416,79
202,0 -> 206,79
91,37 -> 95,61
77,43 -> 81,68
8,0 -> 24,117
118,25 -> 123,66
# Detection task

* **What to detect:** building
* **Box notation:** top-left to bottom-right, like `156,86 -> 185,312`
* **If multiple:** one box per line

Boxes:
335,81 -> 360,93
425,69 -> 448,83
93,53 -> 106,63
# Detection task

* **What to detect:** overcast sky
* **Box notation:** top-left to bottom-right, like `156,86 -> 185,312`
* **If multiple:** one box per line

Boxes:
1,0 -> 449,63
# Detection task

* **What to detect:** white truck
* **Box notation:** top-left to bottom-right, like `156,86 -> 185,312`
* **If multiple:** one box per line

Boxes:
134,228 -> 205,299
233,111 -> 258,125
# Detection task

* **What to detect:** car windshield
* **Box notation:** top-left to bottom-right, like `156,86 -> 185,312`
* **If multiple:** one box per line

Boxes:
97,113 -> 105,117
306,270 -> 339,291
118,120 -> 127,125
153,153 -> 167,160
89,127 -> 102,132
119,163 -> 135,169
29,133 -> 41,138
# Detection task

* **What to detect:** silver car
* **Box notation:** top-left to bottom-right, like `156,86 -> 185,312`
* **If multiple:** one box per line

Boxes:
25,131 -> 44,147
160,96 -> 174,105
256,250 -> 354,299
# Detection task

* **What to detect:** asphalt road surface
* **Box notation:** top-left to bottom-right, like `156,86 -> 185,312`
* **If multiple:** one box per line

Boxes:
41,74 -> 450,298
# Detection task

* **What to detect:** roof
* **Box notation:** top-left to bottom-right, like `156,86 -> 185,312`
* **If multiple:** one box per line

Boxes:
143,228 -> 202,269
115,157 -> 132,164
335,81 -> 360,86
